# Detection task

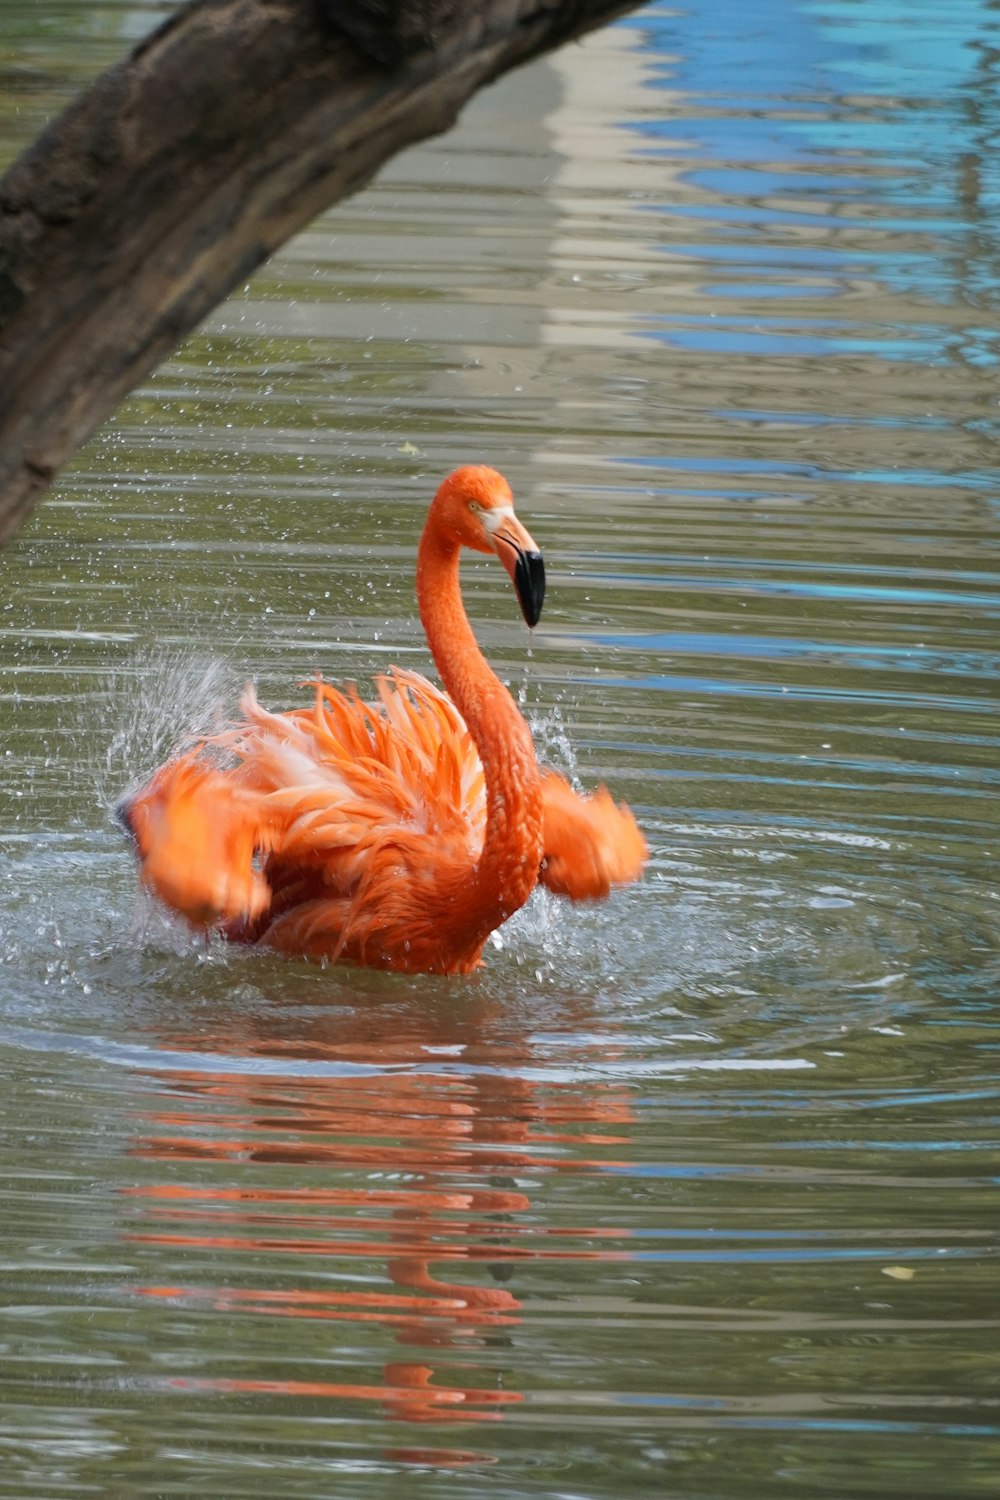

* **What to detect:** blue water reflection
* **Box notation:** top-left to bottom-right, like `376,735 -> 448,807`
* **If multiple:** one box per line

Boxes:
630,0 -> 1000,365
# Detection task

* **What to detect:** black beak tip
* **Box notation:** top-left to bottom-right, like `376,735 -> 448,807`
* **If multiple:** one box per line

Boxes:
515,550 -> 545,628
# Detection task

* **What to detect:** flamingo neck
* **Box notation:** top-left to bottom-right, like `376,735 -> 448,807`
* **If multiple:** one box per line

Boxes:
416,523 -> 542,946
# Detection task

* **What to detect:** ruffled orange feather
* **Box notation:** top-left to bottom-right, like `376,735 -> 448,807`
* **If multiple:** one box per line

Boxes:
122,668 -> 646,968
538,770 -> 647,901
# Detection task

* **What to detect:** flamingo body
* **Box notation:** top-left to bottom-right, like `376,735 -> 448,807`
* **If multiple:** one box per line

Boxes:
120,467 -> 646,974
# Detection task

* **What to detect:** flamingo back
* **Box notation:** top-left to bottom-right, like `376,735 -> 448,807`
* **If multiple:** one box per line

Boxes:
121,669 -> 490,969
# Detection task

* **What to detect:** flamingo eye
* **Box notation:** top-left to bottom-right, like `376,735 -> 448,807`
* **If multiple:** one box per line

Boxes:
468,500 -> 483,515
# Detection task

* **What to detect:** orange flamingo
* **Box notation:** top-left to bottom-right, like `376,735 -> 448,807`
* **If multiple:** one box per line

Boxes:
118,466 -> 646,973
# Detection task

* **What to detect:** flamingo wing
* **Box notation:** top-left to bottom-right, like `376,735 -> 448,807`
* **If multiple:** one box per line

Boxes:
539,770 -> 647,901
119,751 -> 275,929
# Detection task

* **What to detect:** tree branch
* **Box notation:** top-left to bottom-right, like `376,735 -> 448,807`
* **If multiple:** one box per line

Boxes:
0,0 -> 644,544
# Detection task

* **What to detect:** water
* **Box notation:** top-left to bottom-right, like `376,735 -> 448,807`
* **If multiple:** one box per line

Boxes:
1,1 -> 998,1495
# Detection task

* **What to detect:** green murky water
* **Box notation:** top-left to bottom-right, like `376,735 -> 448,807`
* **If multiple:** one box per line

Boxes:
1,2 -> 998,1496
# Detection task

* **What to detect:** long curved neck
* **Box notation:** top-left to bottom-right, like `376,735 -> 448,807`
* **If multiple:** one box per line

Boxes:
416,522 -> 542,940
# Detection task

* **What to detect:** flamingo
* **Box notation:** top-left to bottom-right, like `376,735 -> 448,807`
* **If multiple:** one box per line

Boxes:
118,466 -> 646,974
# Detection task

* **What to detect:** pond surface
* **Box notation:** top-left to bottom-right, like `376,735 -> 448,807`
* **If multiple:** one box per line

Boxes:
1,1 -> 998,1496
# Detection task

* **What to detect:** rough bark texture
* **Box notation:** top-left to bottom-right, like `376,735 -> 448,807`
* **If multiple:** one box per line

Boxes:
0,0 -> 643,545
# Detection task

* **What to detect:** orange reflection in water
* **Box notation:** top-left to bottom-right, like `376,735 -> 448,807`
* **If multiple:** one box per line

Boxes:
123,993 -> 634,1457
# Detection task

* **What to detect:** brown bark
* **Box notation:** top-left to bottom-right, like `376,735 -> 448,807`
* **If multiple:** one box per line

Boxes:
0,0 -> 644,545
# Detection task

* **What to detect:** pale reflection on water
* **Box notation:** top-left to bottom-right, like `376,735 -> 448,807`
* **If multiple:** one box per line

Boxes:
2,1 -> 999,1496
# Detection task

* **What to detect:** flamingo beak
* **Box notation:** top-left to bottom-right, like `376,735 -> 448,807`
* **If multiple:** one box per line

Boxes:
492,515 -> 545,628
514,547 -> 546,628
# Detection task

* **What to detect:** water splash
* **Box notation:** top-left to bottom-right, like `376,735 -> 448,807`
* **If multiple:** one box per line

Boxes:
90,647 -> 240,812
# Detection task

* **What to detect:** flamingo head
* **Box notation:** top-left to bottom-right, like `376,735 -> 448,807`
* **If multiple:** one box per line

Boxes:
434,465 -> 546,627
